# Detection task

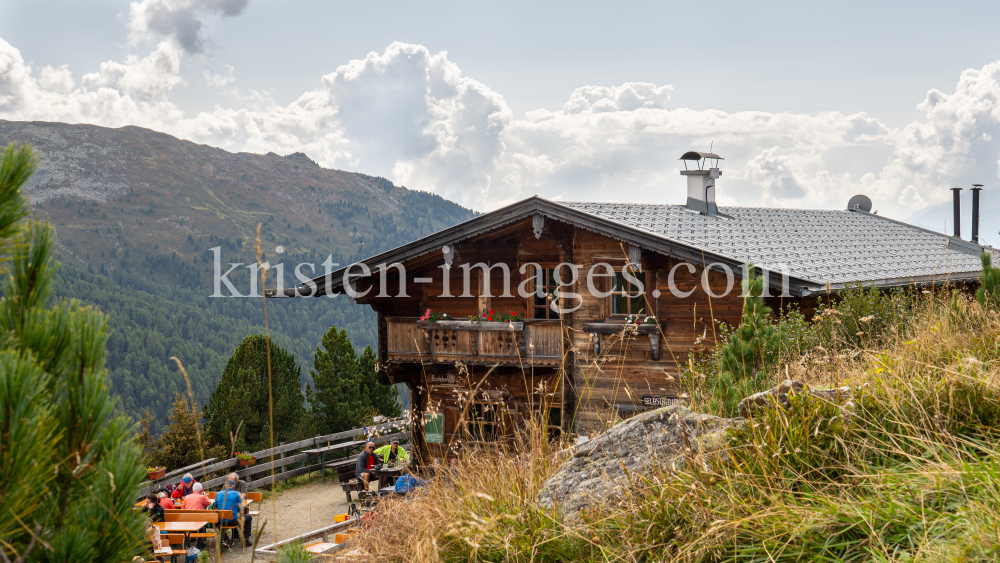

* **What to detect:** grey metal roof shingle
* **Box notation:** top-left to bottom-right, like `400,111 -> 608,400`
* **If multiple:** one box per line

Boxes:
560,202 -> 990,288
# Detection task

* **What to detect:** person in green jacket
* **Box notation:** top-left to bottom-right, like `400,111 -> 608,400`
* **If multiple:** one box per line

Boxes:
374,439 -> 409,466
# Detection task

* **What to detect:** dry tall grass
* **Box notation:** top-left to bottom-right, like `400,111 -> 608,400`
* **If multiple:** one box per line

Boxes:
357,291 -> 1000,562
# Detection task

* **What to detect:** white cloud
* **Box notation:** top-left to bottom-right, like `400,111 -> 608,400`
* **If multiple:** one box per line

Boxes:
3,33 -> 1000,220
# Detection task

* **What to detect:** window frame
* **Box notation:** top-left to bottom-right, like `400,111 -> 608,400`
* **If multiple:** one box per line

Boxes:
527,265 -> 562,320
608,265 -> 651,318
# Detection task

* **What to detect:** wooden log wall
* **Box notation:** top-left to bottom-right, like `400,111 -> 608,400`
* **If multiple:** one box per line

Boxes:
565,230 -> 746,434
419,366 -> 560,461
363,217 -> 773,439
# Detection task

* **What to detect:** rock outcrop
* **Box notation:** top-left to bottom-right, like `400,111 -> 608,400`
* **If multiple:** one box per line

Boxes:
538,405 -> 738,521
738,379 -> 853,418
539,380 -> 854,521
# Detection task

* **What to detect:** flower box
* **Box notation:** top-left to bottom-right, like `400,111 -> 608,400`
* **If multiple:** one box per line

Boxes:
238,457 -> 255,466
582,322 -> 663,361
581,322 -> 660,335
417,320 -> 524,331
147,468 -> 166,480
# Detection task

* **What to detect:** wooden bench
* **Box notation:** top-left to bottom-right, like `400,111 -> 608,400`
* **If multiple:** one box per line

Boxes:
340,479 -> 367,503
164,512 -> 220,523
162,533 -> 187,562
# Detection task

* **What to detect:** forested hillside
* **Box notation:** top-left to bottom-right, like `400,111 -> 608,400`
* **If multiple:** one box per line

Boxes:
51,263 -> 376,431
0,120 -> 475,431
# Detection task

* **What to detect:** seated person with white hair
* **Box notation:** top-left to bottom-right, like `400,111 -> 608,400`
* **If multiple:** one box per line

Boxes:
216,479 -> 252,547
170,473 -> 198,499
227,472 -> 248,500
181,482 -> 211,510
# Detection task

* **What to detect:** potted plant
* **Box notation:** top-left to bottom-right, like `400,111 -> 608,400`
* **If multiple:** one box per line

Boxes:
236,452 -> 257,466
471,309 -> 522,323
419,309 -> 451,323
147,466 -> 166,480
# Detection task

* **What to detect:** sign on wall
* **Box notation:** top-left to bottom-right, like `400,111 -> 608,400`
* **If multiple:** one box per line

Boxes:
424,413 -> 444,443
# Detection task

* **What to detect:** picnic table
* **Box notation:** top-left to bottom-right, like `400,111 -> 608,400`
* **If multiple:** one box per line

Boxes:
154,520 -> 209,548
302,440 -> 367,483
371,467 -> 403,489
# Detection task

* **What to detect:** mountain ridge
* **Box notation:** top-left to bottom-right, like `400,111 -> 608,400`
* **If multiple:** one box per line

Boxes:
0,120 -> 476,431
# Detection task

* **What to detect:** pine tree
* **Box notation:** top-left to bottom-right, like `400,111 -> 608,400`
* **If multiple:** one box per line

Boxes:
359,345 -> 401,418
0,142 -> 147,562
134,408 -> 158,463
977,252 -> 1000,311
152,393 -> 210,470
718,263 -> 780,380
204,334 -> 304,451
312,326 -> 368,433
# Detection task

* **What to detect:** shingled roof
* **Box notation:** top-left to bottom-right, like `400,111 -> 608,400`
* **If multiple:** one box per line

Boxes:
277,196 -> 992,299
562,202 -> 990,293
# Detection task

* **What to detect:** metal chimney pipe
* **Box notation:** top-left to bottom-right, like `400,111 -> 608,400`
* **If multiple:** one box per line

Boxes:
972,184 -> 983,243
951,187 -> 963,238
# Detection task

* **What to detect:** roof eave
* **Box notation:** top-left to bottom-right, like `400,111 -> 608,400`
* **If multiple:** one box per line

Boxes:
802,270 -> 982,296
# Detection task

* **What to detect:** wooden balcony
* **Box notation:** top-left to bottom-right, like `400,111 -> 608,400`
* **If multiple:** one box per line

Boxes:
386,317 -> 563,367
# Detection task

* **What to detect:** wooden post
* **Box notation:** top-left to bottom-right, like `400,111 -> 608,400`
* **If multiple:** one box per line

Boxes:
477,270 -> 491,315
557,235 -> 578,439
409,379 -> 429,470
377,312 -> 389,366
279,441 -> 285,482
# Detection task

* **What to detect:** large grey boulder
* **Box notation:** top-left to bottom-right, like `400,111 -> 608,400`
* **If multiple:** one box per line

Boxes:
538,405 -> 737,521
539,380 -> 854,521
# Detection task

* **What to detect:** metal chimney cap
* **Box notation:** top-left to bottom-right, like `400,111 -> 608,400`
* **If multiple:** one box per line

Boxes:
951,187 -> 964,191
679,151 -> 724,161
972,184 -> 984,189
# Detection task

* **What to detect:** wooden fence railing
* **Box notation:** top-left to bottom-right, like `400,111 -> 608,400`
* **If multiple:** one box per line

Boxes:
137,419 -> 409,499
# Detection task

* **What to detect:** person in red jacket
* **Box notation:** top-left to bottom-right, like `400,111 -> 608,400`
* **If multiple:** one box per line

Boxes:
182,483 -> 212,510
157,491 -> 174,510
171,473 -> 198,499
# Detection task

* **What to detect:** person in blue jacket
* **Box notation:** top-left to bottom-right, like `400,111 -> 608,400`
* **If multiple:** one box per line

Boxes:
216,480 -> 252,547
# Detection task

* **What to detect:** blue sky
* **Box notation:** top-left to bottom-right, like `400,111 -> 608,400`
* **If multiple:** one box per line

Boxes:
2,0 -> 1000,241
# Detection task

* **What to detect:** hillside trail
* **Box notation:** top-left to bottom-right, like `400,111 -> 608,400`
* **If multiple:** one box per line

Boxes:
217,479 -> 357,562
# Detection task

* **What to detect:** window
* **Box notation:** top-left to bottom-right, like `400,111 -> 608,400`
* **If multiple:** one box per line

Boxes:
611,271 -> 648,315
466,403 -> 501,442
532,268 -> 561,319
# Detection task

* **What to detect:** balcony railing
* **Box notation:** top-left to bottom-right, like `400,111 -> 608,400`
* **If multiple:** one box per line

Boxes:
386,317 -> 563,367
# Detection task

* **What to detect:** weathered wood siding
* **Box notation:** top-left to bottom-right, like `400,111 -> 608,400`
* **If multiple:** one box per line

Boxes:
363,216 -> 754,449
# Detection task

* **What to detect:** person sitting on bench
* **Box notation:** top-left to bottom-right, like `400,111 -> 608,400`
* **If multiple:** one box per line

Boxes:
355,441 -> 378,490
374,439 -> 409,467
217,479 -> 252,547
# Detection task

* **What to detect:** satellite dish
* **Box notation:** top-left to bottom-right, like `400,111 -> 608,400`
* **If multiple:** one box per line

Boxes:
847,194 -> 873,213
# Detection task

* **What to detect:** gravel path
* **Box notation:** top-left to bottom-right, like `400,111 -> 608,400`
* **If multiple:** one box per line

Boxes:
214,478 -> 360,562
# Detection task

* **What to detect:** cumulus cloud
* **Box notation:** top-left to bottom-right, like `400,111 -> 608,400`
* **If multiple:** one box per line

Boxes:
558,82 -> 673,115
4,33 -> 1000,220
128,0 -> 250,54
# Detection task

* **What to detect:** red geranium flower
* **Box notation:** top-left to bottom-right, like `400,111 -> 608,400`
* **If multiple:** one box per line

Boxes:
489,309 -> 494,314
488,316 -> 493,321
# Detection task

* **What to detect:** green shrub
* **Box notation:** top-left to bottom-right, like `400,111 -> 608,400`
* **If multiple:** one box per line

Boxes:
718,263 -> 781,382
978,252 -> 1000,311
